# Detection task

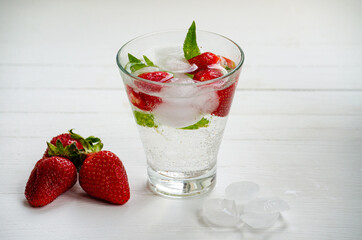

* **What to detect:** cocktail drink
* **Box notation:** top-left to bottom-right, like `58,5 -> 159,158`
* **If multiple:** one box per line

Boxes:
116,22 -> 244,197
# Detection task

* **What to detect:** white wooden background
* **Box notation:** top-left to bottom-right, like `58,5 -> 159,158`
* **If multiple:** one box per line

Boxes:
1,0 -> 361,239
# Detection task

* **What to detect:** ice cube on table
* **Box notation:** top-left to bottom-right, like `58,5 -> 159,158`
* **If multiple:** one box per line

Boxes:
240,212 -> 280,229
202,199 -> 241,228
225,181 -> 260,204
155,47 -> 198,73
244,197 -> 290,214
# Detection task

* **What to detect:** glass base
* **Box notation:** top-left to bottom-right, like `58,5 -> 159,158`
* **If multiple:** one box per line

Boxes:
147,167 -> 216,198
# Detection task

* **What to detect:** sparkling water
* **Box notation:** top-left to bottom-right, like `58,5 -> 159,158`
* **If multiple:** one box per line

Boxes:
136,113 -> 227,179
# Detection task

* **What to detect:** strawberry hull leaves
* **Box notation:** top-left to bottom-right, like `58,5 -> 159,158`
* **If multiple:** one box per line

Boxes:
46,130 -> 103,171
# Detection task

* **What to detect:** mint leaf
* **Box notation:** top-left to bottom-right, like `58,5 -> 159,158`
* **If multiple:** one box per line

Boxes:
143,55 -> 155,67
183,21 -> 201,60
130,63 -> 147,72
185,73 -> 194,79
133,111 -> 158,128
128,53 -> 142,63
127,54 -> 157,73
181,117 -> 210,130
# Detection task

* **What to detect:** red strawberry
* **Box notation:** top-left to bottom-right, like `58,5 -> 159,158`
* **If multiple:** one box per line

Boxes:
188,52 -> 220,70
193,69 -> 224,81
212,82 -> 237,117
25,156 -> 77,207
126,85 -> 162,112
219,56 -> 236,70
43,133 -> 84,158
138,71 -> 172,83
79,151 -> 130,205
126,71 -> 172,112
50,133 -> 84,150
193,69 -> 237,117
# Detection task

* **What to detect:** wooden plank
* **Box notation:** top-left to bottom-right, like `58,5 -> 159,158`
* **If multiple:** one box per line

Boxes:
1,65 -> 361,90
0,0 -> 361,47
1,165 -> 361,240
0,113 -> 361,141
0,89 -> 361,115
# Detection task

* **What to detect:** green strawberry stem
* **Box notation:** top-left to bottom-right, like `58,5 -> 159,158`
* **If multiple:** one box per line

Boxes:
47,129 -> 103,171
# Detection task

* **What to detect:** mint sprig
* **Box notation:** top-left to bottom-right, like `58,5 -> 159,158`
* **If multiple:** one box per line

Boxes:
183,21 -> 201,60
127,54 -> 157,73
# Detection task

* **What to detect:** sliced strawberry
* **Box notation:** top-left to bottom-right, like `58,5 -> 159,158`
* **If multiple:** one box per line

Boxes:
220,56 -> 236,70
193,68 -> 237,117
138,72 -> 172,83
126,85 -> 162,112
193,69 -> 224,81
188,52 -> 220,70
126,71 -> 172,112
212,82 -> 237,117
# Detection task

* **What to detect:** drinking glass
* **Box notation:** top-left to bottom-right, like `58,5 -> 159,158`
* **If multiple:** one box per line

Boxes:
116,30 -> 244,197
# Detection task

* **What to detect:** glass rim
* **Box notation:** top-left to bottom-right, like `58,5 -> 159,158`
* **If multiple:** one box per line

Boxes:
116,30 -> 245,86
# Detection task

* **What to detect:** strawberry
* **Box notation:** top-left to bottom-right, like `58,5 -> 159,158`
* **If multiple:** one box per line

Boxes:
43,132 -> 83,158
45,129 -> 103,171
193,69 -> 224,81
126,85 -> 162,112
219,56 -> 236,70
126,71 -> 172,112
212,82 -> 237,117
79,151 -> 130,205
25,156 -> 77,207
188,52 -> 220,70
193,69 -> 237,117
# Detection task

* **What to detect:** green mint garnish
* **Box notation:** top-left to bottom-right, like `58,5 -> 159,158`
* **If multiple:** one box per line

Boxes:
183,21 -> 201,60
133,111 -> 158,128
127,53 -> 156,73
143,55 -> 155,67
185,73 -> 194,79
181,117 -> 210,130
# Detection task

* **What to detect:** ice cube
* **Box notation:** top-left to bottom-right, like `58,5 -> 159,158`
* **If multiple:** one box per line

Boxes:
153,76 -> 219,128
153,99 -> 203,128
202,198 -> 241,228
134,66 -> 160,76
244,197 -> 290,214
225,181 -> 260,204
240,212 -> 280,229
155,47 -> 198,73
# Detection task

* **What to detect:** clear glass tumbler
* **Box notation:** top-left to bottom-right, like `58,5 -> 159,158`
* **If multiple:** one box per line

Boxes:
116,30 -> 244,197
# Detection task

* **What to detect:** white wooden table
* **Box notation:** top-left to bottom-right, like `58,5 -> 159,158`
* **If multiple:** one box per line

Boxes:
1,0 -> 361,239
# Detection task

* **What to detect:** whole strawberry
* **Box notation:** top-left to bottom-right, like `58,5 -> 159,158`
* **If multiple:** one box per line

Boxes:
43,132 -> 83,158
79,151 -> 130,205
25,156 -> 77,207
